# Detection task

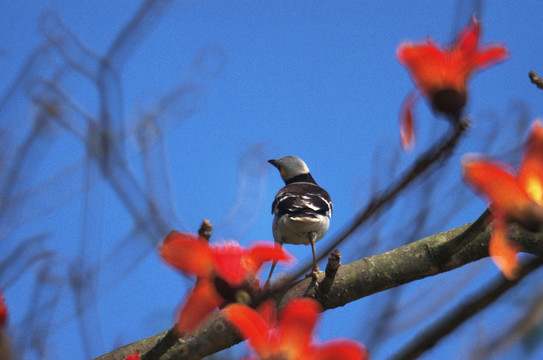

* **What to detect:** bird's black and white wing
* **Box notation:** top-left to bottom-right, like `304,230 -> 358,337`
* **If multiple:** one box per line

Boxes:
272,182 -> 333,219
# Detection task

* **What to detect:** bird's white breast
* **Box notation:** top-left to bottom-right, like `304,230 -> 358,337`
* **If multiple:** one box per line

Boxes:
272,213 -> 330,245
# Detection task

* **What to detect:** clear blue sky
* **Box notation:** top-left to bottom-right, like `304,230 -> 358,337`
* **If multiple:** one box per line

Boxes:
1,1 -> 543,359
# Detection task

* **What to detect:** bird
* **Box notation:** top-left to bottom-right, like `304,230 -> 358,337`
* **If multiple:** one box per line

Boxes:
267,155 -> 333,282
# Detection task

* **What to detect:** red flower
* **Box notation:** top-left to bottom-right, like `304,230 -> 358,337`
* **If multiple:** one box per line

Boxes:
123,350 -> 141,360
161,232 -> 293,333
223,298 -> 369,360
0,292 -> 6,330
397,16 -> 508,150
462,120 -> 543,279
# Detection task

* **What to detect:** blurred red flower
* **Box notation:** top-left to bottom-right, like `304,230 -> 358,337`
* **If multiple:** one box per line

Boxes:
397,16 -> 508,150
224,297 -> 368,360
161,231 -> 293,333
0,292 -> 6,330
462,120 -> 543,279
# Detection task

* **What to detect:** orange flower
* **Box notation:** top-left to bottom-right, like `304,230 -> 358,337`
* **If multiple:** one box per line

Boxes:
462,120 -> 543,279
0,292 -> 6,330
223,298 -> 369,360
161,232 -> 293,333
397,16 -> 508,150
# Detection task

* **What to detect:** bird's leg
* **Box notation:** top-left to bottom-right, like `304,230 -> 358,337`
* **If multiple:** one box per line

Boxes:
265,242 -> 282,288
308,231 -> 320,279
265,260 -> 278,288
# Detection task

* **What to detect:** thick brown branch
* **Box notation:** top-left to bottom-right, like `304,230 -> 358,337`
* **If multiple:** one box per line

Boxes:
93,220 -> 543,360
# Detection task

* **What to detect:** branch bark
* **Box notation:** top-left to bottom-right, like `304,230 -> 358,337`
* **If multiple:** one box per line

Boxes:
94,220 -> 543,360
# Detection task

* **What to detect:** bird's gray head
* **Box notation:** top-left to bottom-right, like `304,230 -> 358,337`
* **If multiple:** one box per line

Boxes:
268,155 -> 310,182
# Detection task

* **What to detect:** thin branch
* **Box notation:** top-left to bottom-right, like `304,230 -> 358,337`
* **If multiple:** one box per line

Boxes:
390,257 -> 543,360
471,289 -> 543,359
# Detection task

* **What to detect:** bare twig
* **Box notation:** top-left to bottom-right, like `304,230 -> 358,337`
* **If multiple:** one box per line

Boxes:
529,71 -> 543,90
471,289 -> 543,359
318,250 -> 341,296
391,257 -> 543,360
198,219 -> 213,242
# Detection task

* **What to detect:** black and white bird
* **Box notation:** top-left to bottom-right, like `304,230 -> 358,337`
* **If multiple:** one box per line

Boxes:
267,155 -> 333,281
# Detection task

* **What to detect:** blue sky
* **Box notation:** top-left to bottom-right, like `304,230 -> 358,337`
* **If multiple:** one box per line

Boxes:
2,1 -> 543,359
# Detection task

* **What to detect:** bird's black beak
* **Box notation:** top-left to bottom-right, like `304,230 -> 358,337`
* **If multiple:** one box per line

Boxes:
268,159 -> 279,168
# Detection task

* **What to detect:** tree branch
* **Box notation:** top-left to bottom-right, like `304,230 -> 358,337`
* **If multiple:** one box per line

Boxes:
391,257 -> 543,360
94,219 -> 543,360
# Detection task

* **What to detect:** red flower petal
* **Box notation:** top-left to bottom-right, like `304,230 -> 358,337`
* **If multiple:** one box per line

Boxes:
462,156 -> 532,218
277,298 -> 321,359
456,16 -> 480,55
0,293 -> 6,330
122,350 -> 141,360
246,242 -> 294,275
489,218 -> 521,280
454,17 -> 508,77
212,241 -> 294,287
162,230 -> 206,245
176,279 -> 224,334
399,91 -> 418,151
474,46 -> 509,69
223,303 -> 273,358
518,120 -> 543,205
312,339 -> 369,360
463,18 -> 508,69
397,42 -> 448,95
212,242 -> 247,286
226,298 -> 368,360
397,16 -> 508,101
161,231 -> 215,278
256,299 -> 277,329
